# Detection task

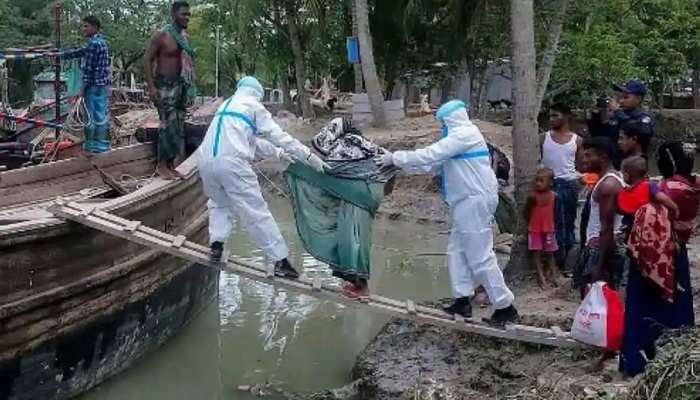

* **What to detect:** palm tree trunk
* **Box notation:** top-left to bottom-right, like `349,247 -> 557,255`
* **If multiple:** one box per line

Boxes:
508,0 -> 540,275
351,0 -> 364,93
280,68 -> 293,111
284,0 -> 314,118
534,0 -> 570,113
693,69 -> 700,109
355,0 -> 387,127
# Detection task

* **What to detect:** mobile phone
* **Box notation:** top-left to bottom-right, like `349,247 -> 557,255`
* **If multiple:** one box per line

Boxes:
596,96 -> 609,109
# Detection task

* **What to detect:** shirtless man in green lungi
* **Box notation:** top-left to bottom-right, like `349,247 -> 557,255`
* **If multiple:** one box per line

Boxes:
145,1 -> 196,180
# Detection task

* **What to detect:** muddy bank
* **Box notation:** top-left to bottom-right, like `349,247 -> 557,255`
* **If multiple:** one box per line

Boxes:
261,115 -> 700,400
306,316 -> 628,400
305,247 -> 700,400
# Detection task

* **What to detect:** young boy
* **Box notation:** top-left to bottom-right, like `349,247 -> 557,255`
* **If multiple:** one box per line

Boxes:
618,156 -> 678,238
525,168 -> 559,289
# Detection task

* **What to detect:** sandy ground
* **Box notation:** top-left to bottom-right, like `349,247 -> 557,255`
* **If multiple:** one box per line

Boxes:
264,115 -> 700,400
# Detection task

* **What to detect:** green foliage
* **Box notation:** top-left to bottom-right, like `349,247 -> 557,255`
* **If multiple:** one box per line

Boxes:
61,0 -> 170,82
0,0 -> 54,48
549,0 -> 700,108
1,0 -> 699,105
551,20 -> 645,107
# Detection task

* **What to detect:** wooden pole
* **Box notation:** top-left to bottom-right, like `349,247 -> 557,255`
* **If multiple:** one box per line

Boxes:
54,4 -> 62,140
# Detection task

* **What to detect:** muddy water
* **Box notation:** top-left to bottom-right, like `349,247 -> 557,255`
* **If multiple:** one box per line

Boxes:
79,195 -> 456,400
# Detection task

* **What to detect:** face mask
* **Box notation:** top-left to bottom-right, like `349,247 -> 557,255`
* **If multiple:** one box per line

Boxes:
440,122 -> 448,138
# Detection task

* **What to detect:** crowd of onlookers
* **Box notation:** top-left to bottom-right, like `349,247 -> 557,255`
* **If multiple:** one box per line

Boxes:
526,80 -> 698,377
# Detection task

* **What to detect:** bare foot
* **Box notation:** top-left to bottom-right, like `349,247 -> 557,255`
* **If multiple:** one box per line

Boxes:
171,168 -> 185,180
81,149 -> 95,159
342,283 -> 369,299
587,351 -> 616,373
157,164 -> 176,180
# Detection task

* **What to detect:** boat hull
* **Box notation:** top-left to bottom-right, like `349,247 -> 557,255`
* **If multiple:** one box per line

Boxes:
0,150 -> 219,400
0,263 -> 218,400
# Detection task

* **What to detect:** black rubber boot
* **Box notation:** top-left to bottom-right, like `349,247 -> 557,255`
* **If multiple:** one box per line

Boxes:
442,297 -> 472,318
488,305 -> 519,325
210,241 -> 224,263
274,258 -> 300,279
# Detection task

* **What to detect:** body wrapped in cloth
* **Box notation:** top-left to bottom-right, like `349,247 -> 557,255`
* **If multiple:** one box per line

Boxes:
286,119 -> 397,285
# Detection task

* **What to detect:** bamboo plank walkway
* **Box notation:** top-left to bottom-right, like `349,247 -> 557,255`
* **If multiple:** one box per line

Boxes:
49,199 -> 583,349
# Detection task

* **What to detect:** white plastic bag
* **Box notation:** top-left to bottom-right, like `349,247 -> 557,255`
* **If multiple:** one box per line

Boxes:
571,281 -> 624,350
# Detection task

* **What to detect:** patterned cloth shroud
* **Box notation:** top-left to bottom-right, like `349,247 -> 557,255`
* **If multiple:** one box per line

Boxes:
288,119 -> 398,283
628,202 -> 675,302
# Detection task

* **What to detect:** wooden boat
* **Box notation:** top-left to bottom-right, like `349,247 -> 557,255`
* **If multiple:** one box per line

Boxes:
0,119 -> 216,398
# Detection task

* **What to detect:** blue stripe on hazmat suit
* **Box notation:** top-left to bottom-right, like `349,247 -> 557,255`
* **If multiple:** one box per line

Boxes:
197,76 -> 319,263
391,100 -> 515,310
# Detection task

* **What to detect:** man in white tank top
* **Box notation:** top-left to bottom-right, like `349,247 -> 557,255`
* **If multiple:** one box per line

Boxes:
541,103 -> 582,270
573,137 -> 626,298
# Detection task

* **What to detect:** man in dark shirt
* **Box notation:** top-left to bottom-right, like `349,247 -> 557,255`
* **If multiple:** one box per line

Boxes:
588,80 -> 654,166
62,16 -> 112,153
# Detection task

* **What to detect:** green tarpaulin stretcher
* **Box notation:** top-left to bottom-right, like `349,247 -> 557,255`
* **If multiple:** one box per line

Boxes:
285,160 -> 391,282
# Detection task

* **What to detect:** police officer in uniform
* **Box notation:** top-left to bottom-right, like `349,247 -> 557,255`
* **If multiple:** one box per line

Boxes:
588,80 -> 655,166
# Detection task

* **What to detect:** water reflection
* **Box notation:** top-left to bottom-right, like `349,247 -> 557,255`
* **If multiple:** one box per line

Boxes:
79,195 -> 451,400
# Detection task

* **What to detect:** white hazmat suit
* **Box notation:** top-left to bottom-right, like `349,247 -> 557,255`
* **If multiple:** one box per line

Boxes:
386,100 -> 515,310
197,77 -> 324,264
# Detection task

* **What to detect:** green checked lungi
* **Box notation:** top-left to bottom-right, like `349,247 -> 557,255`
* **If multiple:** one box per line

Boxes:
155,75 -> 187,161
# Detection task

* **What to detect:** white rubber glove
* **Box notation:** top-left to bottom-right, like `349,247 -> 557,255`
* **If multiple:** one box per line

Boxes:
374,152 -> 394,168
306,153 -> 330,173
276,149 -> 294,163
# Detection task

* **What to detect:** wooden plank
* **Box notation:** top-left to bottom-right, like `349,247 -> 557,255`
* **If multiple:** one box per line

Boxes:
0,144 -> 153,188
124,221 -> 141,232
172,235 -> 187,248
312,276 -> 323,292
0,158 -> 154,207
551,326 -> 567,338
48,203 -> 584,350
220,248 -> 231,265
265,264 -> 275,279
78,207 -> 94,217
406,300 -> 417,315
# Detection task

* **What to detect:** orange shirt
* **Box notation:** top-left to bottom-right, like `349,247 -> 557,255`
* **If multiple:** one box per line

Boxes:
529,191 -> 556,233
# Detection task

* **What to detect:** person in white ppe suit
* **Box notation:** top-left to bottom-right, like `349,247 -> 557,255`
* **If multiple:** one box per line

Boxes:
198,76 -> 328,278
375,100 -> 518,323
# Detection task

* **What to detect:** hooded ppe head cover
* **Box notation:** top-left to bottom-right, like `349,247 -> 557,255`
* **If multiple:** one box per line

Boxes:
436,100 -> 472,137
236,76 -> 264,101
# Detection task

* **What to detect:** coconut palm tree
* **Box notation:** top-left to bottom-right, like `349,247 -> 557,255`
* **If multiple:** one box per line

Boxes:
355,0 -> 386,127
